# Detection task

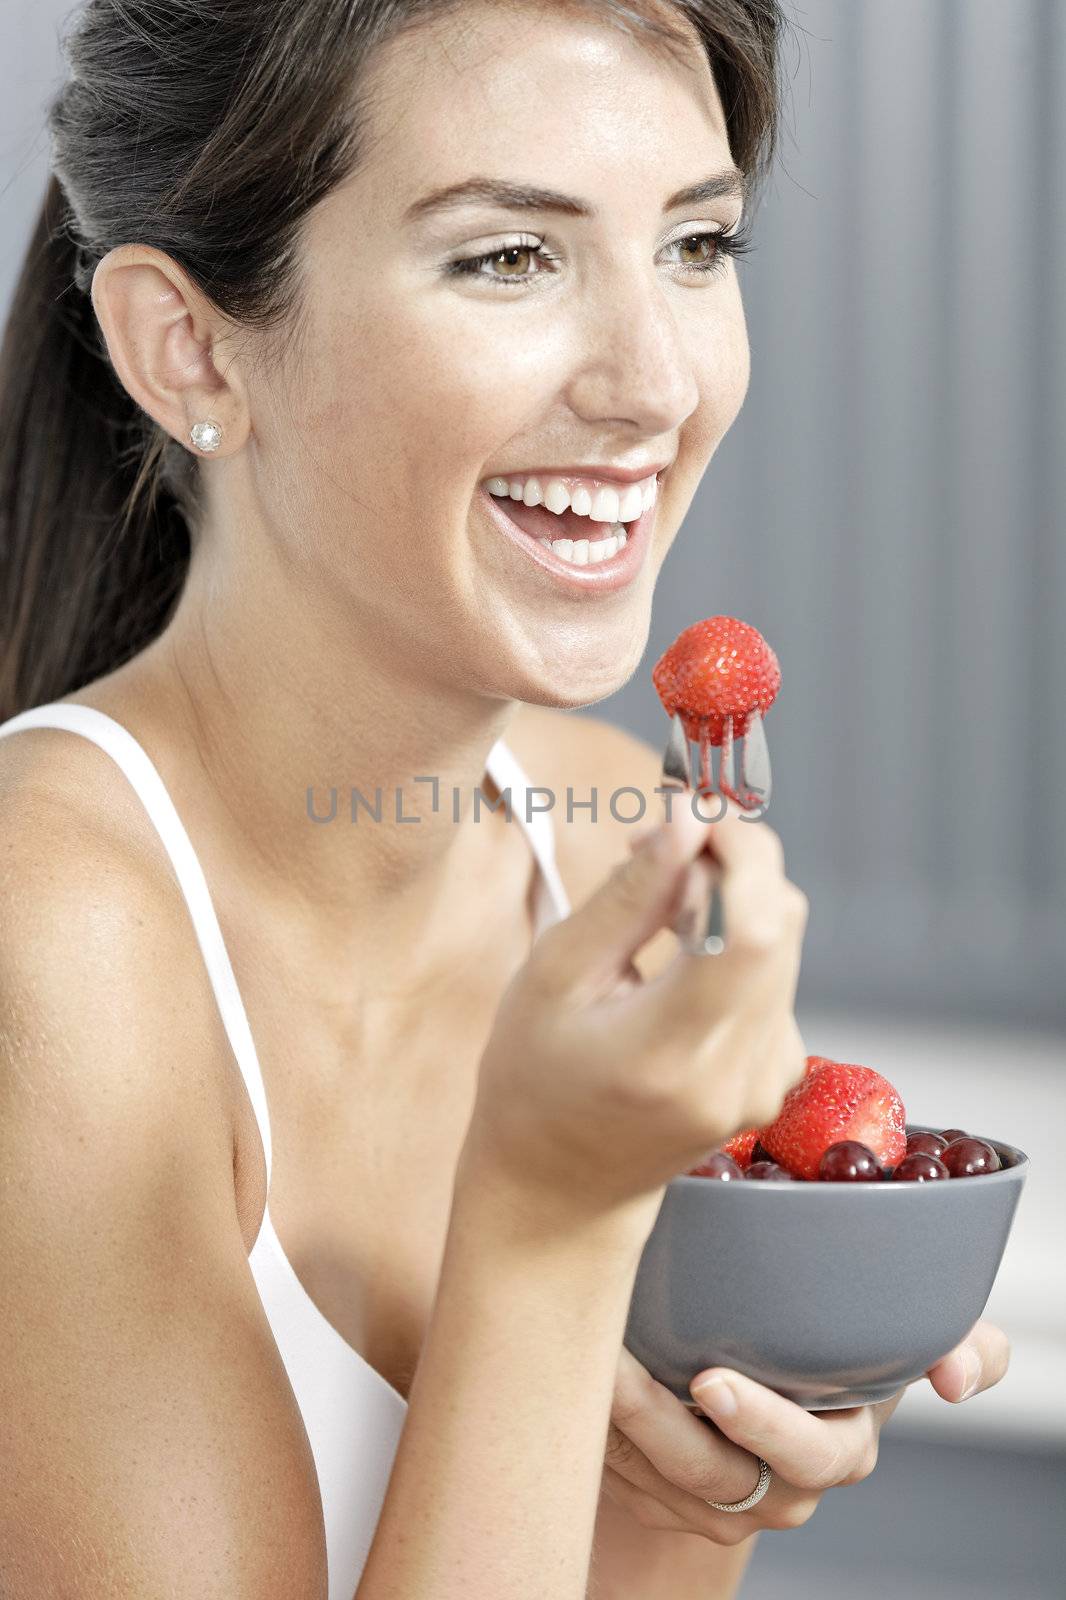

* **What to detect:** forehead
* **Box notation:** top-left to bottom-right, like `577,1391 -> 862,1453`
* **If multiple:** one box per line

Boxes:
354,2 -> 733,217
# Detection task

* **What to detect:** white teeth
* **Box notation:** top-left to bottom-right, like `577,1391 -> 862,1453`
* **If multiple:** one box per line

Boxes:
543,479 -> 571,515
487,470 -> 658,526
536,522 -> 629,565
590,486 -> 621,524
618,484 -> 644,522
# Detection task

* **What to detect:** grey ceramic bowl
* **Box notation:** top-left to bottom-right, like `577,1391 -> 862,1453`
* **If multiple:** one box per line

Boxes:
623,1127 -> 1028,1410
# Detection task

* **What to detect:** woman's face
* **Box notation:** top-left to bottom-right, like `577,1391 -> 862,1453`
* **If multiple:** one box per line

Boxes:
251,1 -> 750,709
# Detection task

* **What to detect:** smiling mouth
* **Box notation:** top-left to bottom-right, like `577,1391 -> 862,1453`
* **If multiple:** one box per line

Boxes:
498,502 -> 630,563
482,473 -> 658,566
479,480 -> 659,595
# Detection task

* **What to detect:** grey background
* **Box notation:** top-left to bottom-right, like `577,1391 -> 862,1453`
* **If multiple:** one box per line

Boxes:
591,0 -> 1066,1034
2,3 -> 1064,1598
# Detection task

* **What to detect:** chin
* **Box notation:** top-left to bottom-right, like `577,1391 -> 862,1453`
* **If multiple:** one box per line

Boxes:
505,654 -> 644,712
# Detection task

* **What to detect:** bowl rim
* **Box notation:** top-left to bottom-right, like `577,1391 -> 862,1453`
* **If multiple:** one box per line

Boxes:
675,1125 -> 1029,1190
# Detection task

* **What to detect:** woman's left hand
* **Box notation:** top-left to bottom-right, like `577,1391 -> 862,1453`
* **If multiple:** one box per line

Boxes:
603,1320 -> 1011,1543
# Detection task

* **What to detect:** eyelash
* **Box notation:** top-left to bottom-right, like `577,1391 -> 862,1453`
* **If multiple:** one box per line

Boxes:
445,222 -> 754,289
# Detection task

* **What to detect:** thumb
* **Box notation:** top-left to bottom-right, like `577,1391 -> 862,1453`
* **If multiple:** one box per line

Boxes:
540,799 -> 710,999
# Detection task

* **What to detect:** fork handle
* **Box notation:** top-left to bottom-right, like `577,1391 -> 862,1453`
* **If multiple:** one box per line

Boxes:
704,873 -> 726,953
674,853 -> 726,957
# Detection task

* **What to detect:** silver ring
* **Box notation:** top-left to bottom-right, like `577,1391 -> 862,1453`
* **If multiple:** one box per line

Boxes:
704,1456 -> 772,1513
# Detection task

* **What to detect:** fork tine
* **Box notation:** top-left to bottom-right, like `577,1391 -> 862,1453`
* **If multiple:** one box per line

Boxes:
662,711 -> 692,789
718,716 -> 736,799
741,707 -> 772,806
660,711 -> 726,957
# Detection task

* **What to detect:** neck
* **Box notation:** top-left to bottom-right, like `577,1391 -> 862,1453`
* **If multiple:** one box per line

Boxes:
140,529 -> 532,986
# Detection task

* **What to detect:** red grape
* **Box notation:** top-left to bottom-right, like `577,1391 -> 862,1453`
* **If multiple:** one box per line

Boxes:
942,1138 -> 1001,1178
940,1128 -> 968,1145
906,1130 -> 948,1159
746,1160 -> 794,1181
818,1140 -> 883,1182
893,1153 -> 949,1182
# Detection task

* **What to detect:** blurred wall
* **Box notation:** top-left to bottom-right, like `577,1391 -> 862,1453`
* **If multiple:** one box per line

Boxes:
599,0 -> 1066,1032
2,0 -> 1063,1028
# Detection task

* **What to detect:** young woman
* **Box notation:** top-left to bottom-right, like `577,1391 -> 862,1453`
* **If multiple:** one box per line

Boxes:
0,2 -> 1009,1596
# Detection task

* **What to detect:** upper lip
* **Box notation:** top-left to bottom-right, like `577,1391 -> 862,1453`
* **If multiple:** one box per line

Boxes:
488,461 -> 671,486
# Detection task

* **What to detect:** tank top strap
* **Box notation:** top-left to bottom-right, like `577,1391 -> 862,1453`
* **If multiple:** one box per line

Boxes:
0,702 -> 276,1185
484,737 -> 571,926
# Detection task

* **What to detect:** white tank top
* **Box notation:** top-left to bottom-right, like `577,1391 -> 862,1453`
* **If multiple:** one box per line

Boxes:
0,700 -> 573,1599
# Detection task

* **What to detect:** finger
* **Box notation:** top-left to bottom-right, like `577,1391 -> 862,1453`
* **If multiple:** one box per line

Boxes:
629,799 -> 784,875
600,1465 -> 695,1535
690,1369 -> 881,1491
648,868 -> 807,1028
603,1433 -> 801,1546
926,1320 -> 1011,1402
611,1349 -> 775,1506
536,799 -> 709,1000
684,797 -> 787,876
604,1444 -> 817,1545
604,1422 -> 730,1530
601,1464 -> 775,1547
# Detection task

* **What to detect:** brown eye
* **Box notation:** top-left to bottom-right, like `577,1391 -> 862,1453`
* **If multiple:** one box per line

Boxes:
488,245 -> 534,278
676,233 -> 720,269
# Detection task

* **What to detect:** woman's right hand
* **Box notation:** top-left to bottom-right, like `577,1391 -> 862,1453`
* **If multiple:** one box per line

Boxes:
463,795 -> 810,1234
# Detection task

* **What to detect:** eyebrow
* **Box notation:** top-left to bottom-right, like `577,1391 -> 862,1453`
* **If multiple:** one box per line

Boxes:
402,168 -> 746,226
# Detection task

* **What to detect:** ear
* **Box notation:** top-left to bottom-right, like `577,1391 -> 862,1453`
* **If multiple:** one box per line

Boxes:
90,244 -> 250,457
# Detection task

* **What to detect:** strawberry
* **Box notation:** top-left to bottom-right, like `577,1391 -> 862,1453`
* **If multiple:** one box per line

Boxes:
720,1127 -> 761,1169
652,616 -> 780,748
760,1059 -> 906,1181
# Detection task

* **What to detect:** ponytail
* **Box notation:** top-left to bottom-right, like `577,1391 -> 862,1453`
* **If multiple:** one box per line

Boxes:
0,174 -> 189,722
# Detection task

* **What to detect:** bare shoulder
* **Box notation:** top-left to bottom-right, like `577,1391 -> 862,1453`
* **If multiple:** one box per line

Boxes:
506,703 -> 677,979
0,751 -> 225,1116
0,716 -> 266,1246
0,735 -> 328,1595
0,702 -> 178,882
0,715 -> 214,1058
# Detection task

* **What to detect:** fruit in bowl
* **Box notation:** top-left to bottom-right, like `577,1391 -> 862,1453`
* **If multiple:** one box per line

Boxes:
623,1056 -> 1029,1410
689,1057 -> 1008,1186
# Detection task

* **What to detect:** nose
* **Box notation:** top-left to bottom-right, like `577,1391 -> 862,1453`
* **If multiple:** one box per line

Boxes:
564,261 -> 702,437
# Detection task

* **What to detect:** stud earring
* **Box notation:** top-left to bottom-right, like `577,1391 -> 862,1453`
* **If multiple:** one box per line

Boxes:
190,419 -> 223,453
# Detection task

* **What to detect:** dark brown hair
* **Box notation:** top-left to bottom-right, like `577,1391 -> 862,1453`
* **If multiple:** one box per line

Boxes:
0,0 -> 786,721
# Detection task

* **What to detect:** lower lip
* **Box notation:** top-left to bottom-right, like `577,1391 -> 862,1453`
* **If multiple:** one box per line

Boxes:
479,482 -> 656,595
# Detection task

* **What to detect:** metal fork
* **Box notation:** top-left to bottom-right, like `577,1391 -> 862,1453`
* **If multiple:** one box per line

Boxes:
660,710 -> 773,957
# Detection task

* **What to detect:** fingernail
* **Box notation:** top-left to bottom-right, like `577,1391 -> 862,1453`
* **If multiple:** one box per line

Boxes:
691,1375 -> 738,1418
960,1347 -> 980,1401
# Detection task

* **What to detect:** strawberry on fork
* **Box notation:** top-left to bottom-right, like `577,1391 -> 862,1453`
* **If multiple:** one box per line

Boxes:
653,616 -> 780,958
653,615 -> 779,809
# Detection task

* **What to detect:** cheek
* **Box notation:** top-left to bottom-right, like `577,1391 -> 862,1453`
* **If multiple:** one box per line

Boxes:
686,296 -> 751,463
269,309 -> 524,523
708,284 -> 751,429
368,302 -> 570,480
726,323 -> 752,419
